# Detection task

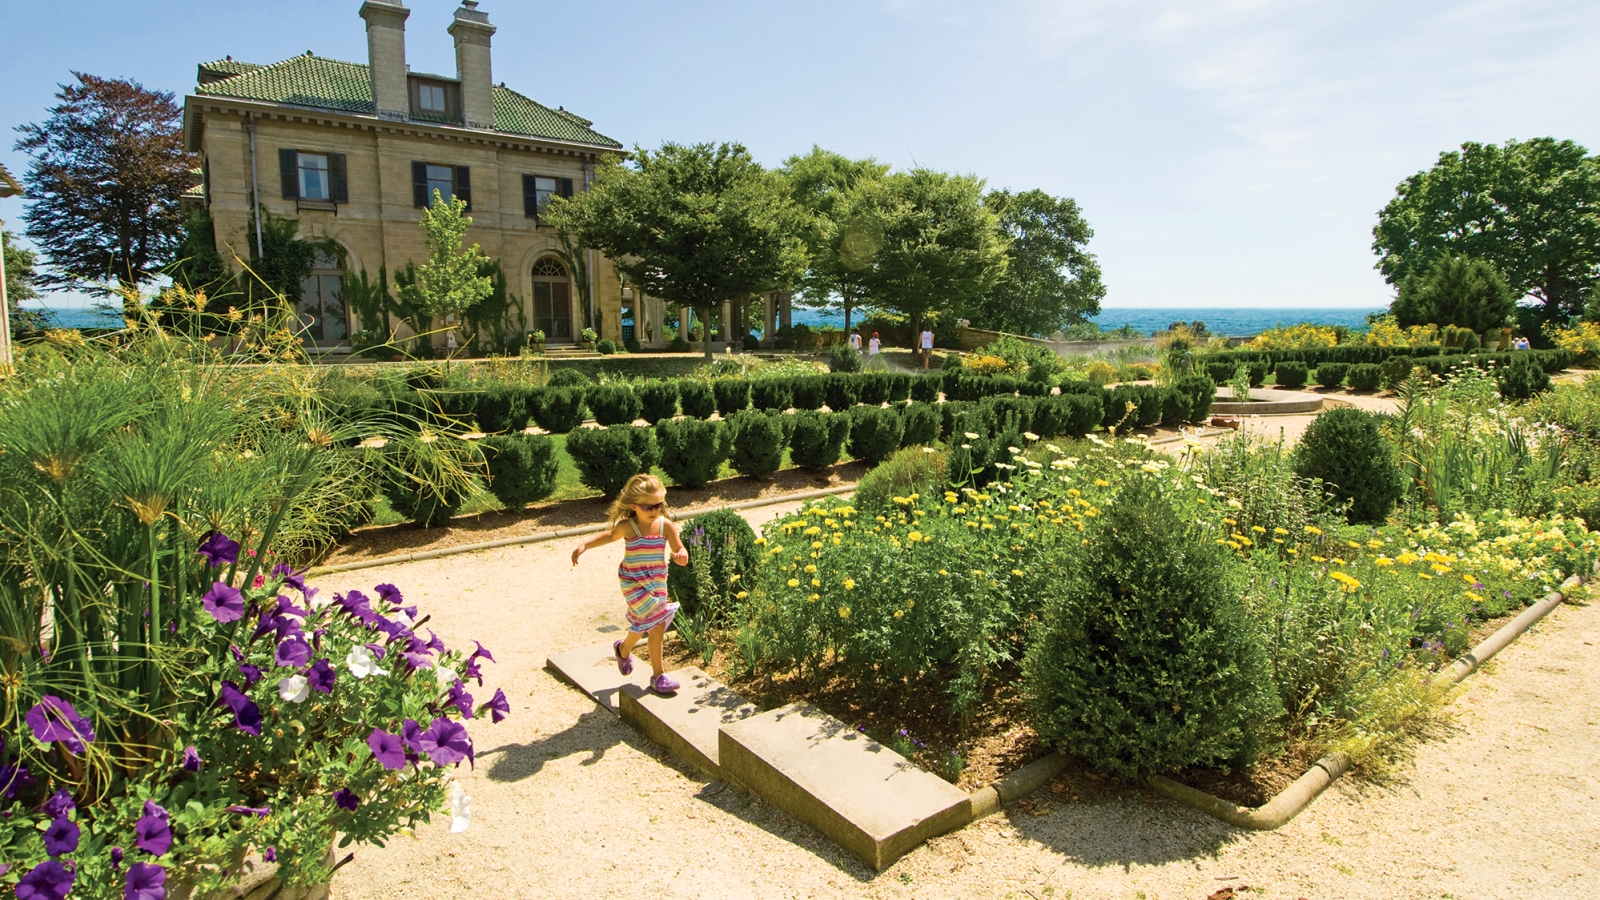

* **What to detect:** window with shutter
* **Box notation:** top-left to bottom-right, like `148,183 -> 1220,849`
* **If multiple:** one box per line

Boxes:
523,174 -> 538,218
412,161 -> 428,207
279,149 -> 299,200
329,153 -> 348,204
559,178 -> 574,198
454,166 -> 471,211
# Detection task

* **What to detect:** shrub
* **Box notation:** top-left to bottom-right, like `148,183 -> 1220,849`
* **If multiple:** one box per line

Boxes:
625,336 -> 643,353
1314,362 -> 1349,389
1085,360 -> 1117,385
677,380 -> 716,419
940,400 -> 975,439
823,373 -> 861,411
656,417 -> 733,488
899,402 -> 942,447
586,383 -> 642,426
548,368 -> 591,388
909,374 -> 941,403
565,425 -> 659,497
638,380 -> 680,423
482,432 -> 559,508
743,334 -> 762,352
382,435 -> 475,528
1023,477 -> 1273,780
980,394 -> 1035,434
750,378 -> 794,412
728,410 -> 788,478
474,383 -> 528,433
1392,253 -> 1516,333
1167,374 -> 1215,423
1106,384 -> 1163,429
596,338 -> 621,355
849,406 -> 906,464
668,508 -> 759,625
1497,358 -> 1551,401
1347,363 -> 1383,392
1205,360 -> 1237,385
1294,407 -> 1404,524
856,372 -> 891,406
1274,361 -> 1308,390
1246,361 -> 1268,387
712,378 -> 751,417
854,447 -> 948,513
791,375 -> 827,410
1032,393 -> 1102,438
527,386 -> 587,434
886,373 -> 913,403
669,335 -> 691,352
827,342 -> 863,372
1380,355 -> 1415,390
788,409 -> 852,469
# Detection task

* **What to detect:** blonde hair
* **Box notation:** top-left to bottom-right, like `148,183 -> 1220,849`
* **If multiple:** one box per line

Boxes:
606,473 -> 668,527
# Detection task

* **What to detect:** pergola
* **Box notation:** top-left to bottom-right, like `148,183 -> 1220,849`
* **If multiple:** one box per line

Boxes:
0,161 -> 22,371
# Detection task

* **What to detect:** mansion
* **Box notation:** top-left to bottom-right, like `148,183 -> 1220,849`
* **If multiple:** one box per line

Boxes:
181,0 -> 683,350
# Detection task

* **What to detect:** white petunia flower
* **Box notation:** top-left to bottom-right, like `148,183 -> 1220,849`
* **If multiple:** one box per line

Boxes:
278,674 -> 309,703
963,432 -> 980,440
435,666 -> 460,689
346,645 -> 382,679
449,783 -> 471,833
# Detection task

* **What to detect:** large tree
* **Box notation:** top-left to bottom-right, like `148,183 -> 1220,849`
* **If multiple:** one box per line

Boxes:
1373,138 -> 1600,324
546,142 -> 806,360
3,231 -> 47,334
855,169 -> 1008,341
970,189 -> 1104,336
1391,254 -> 1516,333
780,146 -> 890,334
14,73 -> 195,293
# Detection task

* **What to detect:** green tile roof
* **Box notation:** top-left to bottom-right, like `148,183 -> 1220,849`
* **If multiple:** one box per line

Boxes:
198,57 -> 263,78
195,53 -> 620,148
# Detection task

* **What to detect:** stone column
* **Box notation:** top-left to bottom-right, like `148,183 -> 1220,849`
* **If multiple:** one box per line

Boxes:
680,306 -> 692,342
780,292 -> 792,331
763,293 -> 776,342
721,300 -> 732,342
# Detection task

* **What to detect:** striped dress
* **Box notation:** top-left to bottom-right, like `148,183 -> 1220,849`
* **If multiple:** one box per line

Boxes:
618,518 -> 677,634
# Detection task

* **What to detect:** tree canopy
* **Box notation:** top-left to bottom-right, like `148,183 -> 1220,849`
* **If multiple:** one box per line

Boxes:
545,142 -> 806,359
3,232 -> 46,334
1390,254 -> 1516,333
14,72 -> 195,292
969,189 -> 1104,337
780,146 -> 890,333
1373,138 -> 1600,324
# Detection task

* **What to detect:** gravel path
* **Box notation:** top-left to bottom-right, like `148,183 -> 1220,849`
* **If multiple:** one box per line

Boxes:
322,480 -> 1600,899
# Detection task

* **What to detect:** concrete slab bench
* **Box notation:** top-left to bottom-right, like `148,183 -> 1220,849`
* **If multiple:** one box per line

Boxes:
619,666 -> 760,781
544,640 -> 655,715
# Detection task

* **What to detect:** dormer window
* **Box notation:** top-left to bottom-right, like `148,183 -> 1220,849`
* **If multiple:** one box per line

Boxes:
409,76 -> 460,121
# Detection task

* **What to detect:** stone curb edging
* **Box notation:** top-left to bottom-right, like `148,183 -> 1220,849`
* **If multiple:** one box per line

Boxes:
307,484 -> 857,576
1148,568 -> 1591,830
968,753 -> 1072,819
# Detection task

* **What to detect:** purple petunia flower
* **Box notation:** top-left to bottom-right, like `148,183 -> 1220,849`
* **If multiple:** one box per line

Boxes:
418,717 -> 472,767
16,860 -> 74,900
223,805 -> 271,817
335,590 -> 381,626
124,862 -> 166,900
182,746 -> 201,772
424,630 -> 447,654
272,563 -> 307,593
463,657 -> 484,686
273,595 -> 309,620
41,788 -> 74,818
275,636 -> 311,668
374,583 -> 403,607
263,847 -> 276,863
402,650 -> 435,672
111,847 -> 124,870
135,800 -> 171,856
446,680 -> 475,719
201,582 -> 245,624
363,642 -> 387,660
367,728 -> 407,770
43,815 -> 80,856
479,688 -> 510,724
333,788 -> 359,811
238,663 -> 264,687
25,696 -> 95,756
306,658 -> 335,694
400,719 -> 424,753
468,641 -> 495,665
375,618 -> 409,641
219,681 -> 263,736
197,532 -> 240,567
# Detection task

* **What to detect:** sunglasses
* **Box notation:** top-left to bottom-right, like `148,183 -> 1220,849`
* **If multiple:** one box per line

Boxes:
634,501 -> 665,512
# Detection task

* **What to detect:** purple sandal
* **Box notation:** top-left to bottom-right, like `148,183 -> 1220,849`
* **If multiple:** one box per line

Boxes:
652,672 -> 680,694
613,640 -> 633,676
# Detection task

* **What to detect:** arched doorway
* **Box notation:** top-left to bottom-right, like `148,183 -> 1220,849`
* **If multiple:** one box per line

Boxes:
298,249 -> 347,344
531,257 -> 572,340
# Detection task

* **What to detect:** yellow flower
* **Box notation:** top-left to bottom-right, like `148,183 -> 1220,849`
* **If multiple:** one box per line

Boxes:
1227,541 -> 1241,550
838,606 -> 851,619
754,537 -> 767,546
735,591 -> 749,599
1094,479 -> 1110,487
1252,525 -> 1267,534
787,578 -> 800,588
1375,557 -> 1394,567
1417,573 -> 1433,580
1273,527 -> 1288,536
1311,555 -> 1327,563
1461,573 -> 1477,585
894,609 -> 904,618
1431,563 -> 1452,574
1012,569 -> 1025,577
1347,541 -> 1361,549
938,569 -> 949,576
803,564 -> 817,573
907,600 -> 915,608
811,577 -> 821,587
770,545 -> 784,555
973,569 -> 984,576
1397,552 -> 1419,565
1286,548 -> 1299,555
804,525 -> 822,536
908,531 -> 923,542
1224,518 -> 1237,526
843,578 -> 856,591
812,541 -> 824,549
1305,525 -> 1323,536
1330,557 -> 1347,565
1367,539 -> 1385,550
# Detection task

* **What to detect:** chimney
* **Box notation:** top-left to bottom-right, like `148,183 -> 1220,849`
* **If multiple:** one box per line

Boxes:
449,1 -> 496,129
360,0 -> 410,119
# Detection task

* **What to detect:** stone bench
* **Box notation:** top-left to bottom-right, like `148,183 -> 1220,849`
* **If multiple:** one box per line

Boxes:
619,666 -> 759,781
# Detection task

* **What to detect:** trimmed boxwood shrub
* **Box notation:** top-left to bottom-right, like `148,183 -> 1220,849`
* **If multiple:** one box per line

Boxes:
1347,363 -> 1383,392
942,374 -> 988,402
1205,360 -> 1238,385
565,425 -> 659,497
638,380 -> 680,424
1274,361 -> 1308,390
909,374 -> 941,403
548,368 -> 591,388
981,395 -> 1035,434
1106,384 -> 1163,429
1017,379 -> 1051,398
728,410 -> 788,478
381,435 -> 473,528
886,373 -> 912,403
750,378 -> 794,412
474,384 -> 528,433
586,383 -> 642,426
678,380 -> 716,419
1314,362 -> 1349,389
528,387 -> 586,434
856,373 -> 891,406
1496,358 -> 1551,400
1380,355 -> 1415,391
848,406 -> 905,464
1294,406 -> 1404,524
1167,374 -> 1216,424
823,374 -> 860,412
788,409 -> 852,469
1023,477 -> 1273,780
1057,380 -> 1109,422
434,387 -> 480,425
899,402 -> 941,447
791,375 -> 827,410
713,378 -> 751,417
940,400 -> 976,440
656,417 -> 733,488
667,507 -> 759,625
827,342 -> 863,373
481,433 -> 559,508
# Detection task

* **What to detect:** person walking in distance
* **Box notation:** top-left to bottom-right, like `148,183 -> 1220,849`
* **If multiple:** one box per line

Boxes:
919,326 -> 934,371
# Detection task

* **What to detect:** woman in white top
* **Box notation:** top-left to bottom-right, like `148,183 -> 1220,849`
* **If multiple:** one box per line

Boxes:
919,328 -> 934,370
868,332 -> 881,356
848,331 -> 862,352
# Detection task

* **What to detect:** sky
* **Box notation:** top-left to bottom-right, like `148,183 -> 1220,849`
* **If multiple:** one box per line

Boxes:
3,0 -> 1598,310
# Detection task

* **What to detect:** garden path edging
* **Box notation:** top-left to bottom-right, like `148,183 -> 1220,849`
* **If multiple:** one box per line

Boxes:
1148,569 -> 1591,830
307,484 -> 857,576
